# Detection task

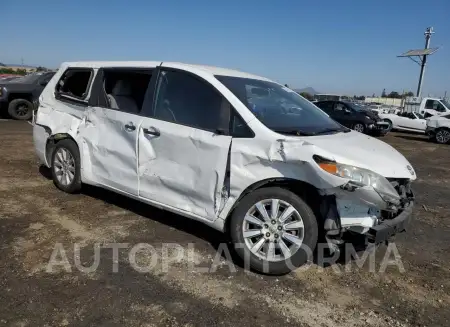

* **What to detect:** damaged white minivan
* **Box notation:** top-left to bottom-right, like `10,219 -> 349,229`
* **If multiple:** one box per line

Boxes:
33,61 -> 415,275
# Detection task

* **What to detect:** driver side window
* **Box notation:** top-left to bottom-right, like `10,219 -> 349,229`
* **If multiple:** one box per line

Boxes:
334,103 -> 346,111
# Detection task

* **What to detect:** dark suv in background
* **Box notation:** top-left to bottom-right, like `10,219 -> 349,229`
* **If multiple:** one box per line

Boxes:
315,100 -> 390,136
0,72 -> 55,120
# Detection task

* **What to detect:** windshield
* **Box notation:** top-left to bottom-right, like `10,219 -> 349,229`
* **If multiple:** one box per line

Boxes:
216,76 -> 347,135
441,99 -> 450,109
346,102 -> 367,112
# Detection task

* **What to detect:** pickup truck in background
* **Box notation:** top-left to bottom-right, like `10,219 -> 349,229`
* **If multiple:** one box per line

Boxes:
0,72 -> 55,120
404,96 -> 450,117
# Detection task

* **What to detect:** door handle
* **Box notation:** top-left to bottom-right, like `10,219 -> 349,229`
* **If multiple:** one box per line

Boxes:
143,126 -> 160,137
124,122 -> 136,131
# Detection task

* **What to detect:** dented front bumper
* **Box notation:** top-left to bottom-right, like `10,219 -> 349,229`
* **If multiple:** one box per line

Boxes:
322,180 -> 414,249
367,199 -> 414,244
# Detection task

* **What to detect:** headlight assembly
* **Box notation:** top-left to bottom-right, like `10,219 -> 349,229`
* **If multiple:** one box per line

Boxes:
314,156 -> 400,204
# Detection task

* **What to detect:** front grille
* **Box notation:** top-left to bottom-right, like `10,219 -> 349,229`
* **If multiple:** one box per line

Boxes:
388,178 -> 414,209
378,179 -> 414,221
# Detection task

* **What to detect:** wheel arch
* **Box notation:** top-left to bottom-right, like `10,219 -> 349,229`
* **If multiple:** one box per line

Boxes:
223,178 -> 322,234
8,93 -> 33,102
45,133 -> 80,165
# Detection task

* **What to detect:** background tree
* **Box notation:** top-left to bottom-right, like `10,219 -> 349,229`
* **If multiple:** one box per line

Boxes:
387,91 -> 401,99
299,92 -> 314,101
381,89 -> 387,98
404,91 -> 414,97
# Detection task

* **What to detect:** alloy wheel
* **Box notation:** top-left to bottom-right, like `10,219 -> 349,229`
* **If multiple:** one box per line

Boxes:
353,123 -> 365,133
436,130 -> 450,144
242,199 -> 304,262
53,148 -> 76,186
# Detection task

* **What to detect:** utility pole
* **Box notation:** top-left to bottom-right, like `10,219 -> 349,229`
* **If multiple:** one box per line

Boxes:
416,27 -> 434,97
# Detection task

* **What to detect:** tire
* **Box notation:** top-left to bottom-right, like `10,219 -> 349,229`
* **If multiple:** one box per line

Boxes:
8,99 -> 33,120
435,128 -> 450,144
50,139 -> 82,193
383,119 -> 393,131
229,187 -> 318,275
352,123 -> 365,133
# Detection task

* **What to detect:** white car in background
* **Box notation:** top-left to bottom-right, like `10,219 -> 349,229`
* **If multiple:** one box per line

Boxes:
379,112 -> 427,133
426,114 -> 450,144
367,104 -> 390,115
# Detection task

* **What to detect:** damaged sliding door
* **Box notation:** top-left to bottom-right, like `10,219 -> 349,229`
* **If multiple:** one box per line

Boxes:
137,68 -> 232,220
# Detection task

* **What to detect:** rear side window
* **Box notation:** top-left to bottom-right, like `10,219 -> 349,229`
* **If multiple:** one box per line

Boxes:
100,69 -> 153,114
55,68 -> 93,101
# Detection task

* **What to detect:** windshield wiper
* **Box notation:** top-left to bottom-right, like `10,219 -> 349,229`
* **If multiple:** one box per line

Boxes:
273,130 -> 315,136
313,127 -> 349,135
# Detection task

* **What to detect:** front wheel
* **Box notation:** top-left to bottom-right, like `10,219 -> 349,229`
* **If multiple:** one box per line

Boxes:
229,187 -> 318,275
352,123 -> 365,133
8,99 -> 33,120
383,119 -> 393,131
435,128 -> 450,144
50,139 -> 82,193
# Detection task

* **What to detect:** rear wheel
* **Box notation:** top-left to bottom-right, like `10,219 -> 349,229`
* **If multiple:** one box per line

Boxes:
50,139 -> 82,193
8,99 -> 33,120
435,128 -> 450,144
229,187 -> 318,275
352,123 -> 365,133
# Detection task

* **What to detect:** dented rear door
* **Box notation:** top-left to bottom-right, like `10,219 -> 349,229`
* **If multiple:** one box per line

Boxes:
137,68 -> 232,220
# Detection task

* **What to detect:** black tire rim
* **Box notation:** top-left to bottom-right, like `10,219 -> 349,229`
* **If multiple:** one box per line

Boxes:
15,103 -> 30,117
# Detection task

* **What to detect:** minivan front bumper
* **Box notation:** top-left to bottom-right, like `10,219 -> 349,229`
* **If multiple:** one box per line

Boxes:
367,200 -> 414,244
323,180 -> 414,249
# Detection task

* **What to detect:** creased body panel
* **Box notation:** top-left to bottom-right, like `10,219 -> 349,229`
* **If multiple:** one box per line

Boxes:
80,107 -> 142,195
219,136 -> 349,220
138,119 -> 232,220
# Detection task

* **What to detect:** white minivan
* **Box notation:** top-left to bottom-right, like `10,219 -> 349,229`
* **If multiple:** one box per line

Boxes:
33,62 -> 415,275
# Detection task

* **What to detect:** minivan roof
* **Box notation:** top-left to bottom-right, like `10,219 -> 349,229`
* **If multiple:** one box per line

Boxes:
60,61 -> 271,82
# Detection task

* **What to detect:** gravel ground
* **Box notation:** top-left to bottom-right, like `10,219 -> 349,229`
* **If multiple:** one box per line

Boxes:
1,121 -> 449,327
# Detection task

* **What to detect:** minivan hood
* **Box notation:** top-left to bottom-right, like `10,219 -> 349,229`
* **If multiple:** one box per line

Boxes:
305,131 -> 415,179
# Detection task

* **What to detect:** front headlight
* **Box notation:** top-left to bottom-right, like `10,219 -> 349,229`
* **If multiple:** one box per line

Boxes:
314,156 -> 400,204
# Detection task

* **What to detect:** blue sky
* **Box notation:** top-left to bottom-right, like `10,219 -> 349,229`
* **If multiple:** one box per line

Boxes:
2,0 -> 449,96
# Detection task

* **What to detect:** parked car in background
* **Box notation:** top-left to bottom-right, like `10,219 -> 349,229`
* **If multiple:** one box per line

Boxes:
33,61 -> 415,275
404,96 -> 450,117
367,104 -> 390,115
315,100 -> 390,136
0,71 -> 55,120
379,112 -> 427,133
426,114 -> 450,144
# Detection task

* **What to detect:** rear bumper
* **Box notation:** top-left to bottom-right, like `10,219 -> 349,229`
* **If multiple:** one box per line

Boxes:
367,201 -> 414,244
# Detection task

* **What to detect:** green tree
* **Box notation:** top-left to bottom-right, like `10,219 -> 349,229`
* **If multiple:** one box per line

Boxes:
381,89 -> 387,98
388,91 -> 401,99
404,91 -> 414,97
299,92 -> 314,101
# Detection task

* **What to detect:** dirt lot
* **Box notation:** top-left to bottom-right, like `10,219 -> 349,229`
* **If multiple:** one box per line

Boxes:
1,121 -> 449,327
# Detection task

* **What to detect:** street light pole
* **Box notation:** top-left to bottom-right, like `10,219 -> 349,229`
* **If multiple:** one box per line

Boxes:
416,27 -> 434,97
